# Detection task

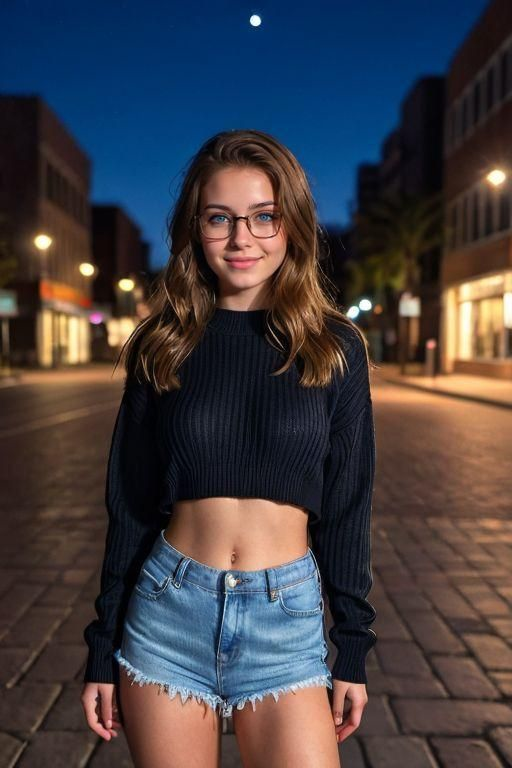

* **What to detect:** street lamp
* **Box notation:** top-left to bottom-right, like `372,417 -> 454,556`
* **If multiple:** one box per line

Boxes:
33,233 -> 53,279
486,168 -> 507,187
118,278 -> 135,292
117,277 -> 136,319
33,232 -> 59,367
79,262 -> 96,277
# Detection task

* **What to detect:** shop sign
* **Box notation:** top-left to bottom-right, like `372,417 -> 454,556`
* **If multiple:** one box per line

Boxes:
0,289 -> 19,317
399,291 -> 421,317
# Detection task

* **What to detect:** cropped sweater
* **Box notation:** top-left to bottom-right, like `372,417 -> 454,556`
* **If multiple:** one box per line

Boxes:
83,307 -> 377,685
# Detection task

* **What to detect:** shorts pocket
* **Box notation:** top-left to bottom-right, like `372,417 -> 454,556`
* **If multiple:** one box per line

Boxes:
134,555 -> 173,601
278,574 -> 324,617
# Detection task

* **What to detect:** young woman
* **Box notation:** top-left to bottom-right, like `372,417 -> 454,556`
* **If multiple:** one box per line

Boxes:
81,128 -> 377,768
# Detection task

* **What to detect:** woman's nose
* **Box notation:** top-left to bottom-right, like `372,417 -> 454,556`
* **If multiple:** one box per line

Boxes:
229,218 -> 252,243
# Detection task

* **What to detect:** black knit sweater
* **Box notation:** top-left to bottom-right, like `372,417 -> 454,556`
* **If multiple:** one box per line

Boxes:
83,307 -> 377,685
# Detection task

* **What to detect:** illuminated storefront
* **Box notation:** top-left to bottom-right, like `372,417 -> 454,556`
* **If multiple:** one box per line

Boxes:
441,271 -> 512,377
37,279 -> 92,367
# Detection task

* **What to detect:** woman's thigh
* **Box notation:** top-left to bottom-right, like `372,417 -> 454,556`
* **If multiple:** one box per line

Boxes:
118,667 -> 222,768
232,685 -> 340,768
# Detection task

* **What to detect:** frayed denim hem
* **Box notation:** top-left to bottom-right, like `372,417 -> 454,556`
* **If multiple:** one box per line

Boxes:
114,649 -> 224,716
115,649 -> 332,720
221,672 -> 333,719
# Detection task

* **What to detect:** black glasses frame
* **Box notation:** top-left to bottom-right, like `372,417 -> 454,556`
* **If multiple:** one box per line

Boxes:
191,211 -> 283,240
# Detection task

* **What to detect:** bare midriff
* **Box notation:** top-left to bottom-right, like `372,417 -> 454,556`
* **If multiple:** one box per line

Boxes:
163,497 -> 310,571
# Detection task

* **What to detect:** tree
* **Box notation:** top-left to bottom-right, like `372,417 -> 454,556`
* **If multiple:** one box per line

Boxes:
354,191 -> 444,371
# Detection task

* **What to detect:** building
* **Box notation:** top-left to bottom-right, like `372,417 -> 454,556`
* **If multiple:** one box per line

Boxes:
91,205 -> 155,359
441,0 -> 512,378
356,164 -> 381,216
354,77 -> 445,363
400,77 -> 445,363
0,95 -> 94,367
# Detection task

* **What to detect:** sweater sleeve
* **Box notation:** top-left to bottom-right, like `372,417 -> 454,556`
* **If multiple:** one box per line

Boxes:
83,377 -> 165,684
309,325 -> 377,684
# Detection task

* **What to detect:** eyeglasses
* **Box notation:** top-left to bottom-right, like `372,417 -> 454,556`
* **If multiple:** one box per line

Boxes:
192,210 -> 283,240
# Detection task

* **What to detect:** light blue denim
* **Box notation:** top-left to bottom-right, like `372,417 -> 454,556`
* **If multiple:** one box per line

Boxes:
114,528 -> 332,718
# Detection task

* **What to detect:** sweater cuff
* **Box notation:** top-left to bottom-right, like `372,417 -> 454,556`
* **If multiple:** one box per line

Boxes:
330,632 -> 376,684
83,647 -> 119,685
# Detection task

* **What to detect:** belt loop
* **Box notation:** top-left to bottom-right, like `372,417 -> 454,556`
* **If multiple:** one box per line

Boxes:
172,556 -> 190,588
265,568 -> 279,601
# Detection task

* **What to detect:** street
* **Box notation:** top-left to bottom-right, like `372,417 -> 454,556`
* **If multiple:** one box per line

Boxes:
0,367 -> 511,767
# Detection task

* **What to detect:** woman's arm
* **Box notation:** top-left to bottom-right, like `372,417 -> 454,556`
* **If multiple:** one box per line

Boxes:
83,377 -> 165,684
309,324 -> 377,684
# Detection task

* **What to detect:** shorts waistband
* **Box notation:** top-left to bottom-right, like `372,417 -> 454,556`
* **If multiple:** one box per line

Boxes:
154,528 -> 321,596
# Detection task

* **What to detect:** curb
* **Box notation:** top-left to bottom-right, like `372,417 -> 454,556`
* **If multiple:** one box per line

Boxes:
377,374 -> 512,410
0,375 -> 22,389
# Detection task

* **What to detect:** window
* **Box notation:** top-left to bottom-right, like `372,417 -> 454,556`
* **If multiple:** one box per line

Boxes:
46,162 -> 55,201
500,49 -> 509,99
471,190 -> 480,240
498,188 -> 510,230
462,195 -> 469,244
484,188 -> 494,236
449,107 -> 456,147
474,297 -> 504,358
486,64 -> 495,112
473,80 -> 481,124
61,176 -> 69,212
462,94 -> 469,135
450,203 -> 458,248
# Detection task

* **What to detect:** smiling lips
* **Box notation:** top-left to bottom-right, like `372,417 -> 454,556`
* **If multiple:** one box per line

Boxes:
225,258 -> 261,269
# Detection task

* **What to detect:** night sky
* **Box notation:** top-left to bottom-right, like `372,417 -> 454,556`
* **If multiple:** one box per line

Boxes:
1,0 -> 488,270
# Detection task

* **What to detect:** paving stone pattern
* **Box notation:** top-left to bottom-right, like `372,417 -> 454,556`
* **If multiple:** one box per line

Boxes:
0,375 -> 511,767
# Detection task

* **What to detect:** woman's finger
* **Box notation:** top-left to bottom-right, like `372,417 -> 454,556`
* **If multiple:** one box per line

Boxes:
81,685 -> 115,741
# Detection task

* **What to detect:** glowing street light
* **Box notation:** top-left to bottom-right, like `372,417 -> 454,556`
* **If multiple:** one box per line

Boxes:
347,305 -> 360,319
79,262 -> 96,277
34,233 -> 53,250
359,298 -> 372,311
486,169 -> 507,187
118,278 -> 135,292
33,233 -> 53,279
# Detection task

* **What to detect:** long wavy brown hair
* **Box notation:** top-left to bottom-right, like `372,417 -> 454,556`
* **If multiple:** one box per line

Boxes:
115,128 -> 370,392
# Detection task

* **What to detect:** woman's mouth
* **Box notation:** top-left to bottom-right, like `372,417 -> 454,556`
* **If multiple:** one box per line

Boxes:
225,258 -> 261,269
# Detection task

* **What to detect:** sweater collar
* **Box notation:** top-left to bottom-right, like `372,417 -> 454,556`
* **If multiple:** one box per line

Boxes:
207,306 -> 269,335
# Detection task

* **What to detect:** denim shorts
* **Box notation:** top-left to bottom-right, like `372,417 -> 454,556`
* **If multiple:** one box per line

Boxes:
114,528 -> 332,719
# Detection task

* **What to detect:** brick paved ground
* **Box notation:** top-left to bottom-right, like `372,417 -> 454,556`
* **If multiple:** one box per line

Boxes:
0,368 -> 511,767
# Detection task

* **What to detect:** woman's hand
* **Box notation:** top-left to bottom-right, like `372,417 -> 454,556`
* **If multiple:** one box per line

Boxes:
331,680 -> 368,743
81,682 -> 122,741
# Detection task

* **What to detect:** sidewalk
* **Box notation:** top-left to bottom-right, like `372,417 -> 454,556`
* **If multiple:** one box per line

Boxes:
3,362 -> 512,409
375,362 -> 512,409
0,362 -> 124,387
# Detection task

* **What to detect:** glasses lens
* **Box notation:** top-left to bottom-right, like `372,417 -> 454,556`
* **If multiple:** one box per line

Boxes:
200,213 -> 231,239
248,211 -> 281,237
199,211 -> 281,238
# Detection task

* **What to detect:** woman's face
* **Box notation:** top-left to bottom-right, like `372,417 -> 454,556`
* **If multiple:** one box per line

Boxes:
197,166 -> 288,309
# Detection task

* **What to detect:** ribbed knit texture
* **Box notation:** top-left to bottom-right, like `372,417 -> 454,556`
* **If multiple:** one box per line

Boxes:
83,307 -> 377,685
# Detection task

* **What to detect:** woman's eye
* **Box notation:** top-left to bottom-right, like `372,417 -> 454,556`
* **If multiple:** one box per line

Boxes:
209,214 -> 229,224
255,212 -> 275,222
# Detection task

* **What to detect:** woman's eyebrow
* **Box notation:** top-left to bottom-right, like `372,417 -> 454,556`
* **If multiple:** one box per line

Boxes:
203,200 -> 276,211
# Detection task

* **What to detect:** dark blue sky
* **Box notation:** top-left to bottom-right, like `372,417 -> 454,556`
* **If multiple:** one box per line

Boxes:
1,0 -> 488,269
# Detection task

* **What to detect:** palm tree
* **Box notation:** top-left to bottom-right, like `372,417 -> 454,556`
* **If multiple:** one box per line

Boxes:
354,191 -> 444,372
